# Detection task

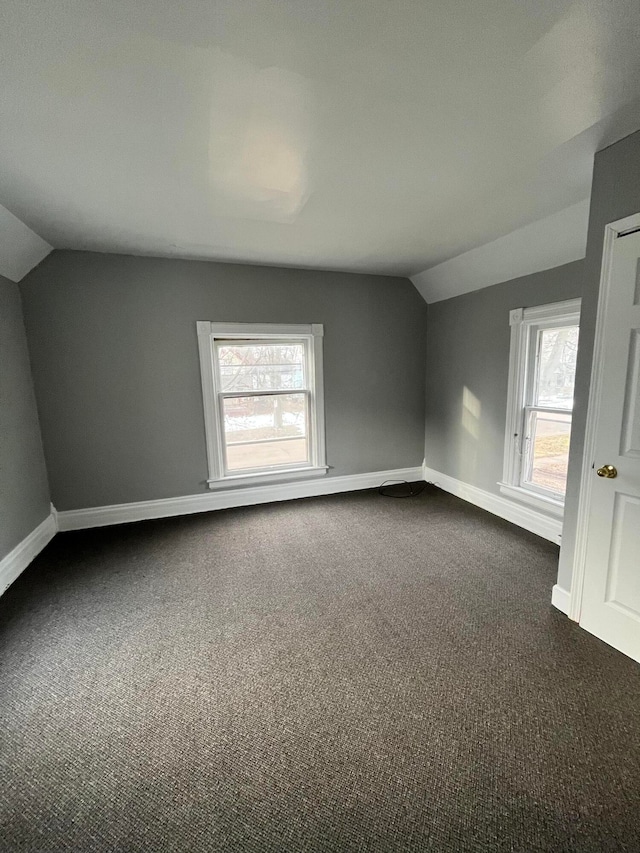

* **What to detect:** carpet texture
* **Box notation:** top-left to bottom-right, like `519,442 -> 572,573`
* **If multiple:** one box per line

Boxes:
1,485 -> 639,852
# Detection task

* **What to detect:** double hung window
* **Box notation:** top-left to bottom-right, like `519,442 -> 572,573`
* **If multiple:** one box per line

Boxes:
197,323 -> 326,488
501,299 -> 581,514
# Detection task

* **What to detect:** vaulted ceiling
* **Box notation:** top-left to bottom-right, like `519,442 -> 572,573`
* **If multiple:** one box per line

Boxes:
2,0 -> 640,278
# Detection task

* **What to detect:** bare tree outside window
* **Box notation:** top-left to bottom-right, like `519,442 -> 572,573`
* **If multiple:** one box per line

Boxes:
523,325 -> 580,496
536,327 -> 579,407
216,342 -> 309,471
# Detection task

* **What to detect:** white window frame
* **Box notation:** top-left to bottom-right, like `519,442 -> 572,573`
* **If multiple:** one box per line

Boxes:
499,298 -> 581,517
197,322 -> 327,489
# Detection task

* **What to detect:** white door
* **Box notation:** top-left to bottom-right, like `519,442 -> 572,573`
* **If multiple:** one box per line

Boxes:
579,226 -> 640,662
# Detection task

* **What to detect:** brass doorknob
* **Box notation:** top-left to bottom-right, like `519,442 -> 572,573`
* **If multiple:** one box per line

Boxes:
596,464 -> 617,479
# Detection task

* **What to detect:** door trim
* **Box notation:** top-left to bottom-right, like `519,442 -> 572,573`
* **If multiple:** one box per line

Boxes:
569,212 -> 640,621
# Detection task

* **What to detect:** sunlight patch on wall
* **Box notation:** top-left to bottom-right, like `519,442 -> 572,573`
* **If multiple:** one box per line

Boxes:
460,386 -> 481,482
462,387 -> 481,439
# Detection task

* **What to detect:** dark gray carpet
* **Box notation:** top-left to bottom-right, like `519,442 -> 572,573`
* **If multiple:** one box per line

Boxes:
1,485 -> 639,852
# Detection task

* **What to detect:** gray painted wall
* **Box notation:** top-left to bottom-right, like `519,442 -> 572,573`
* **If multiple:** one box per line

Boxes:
424,260 -> 584,499
558,129 -> 640,592
20,252 -> 428,511
0,275 -> 50,559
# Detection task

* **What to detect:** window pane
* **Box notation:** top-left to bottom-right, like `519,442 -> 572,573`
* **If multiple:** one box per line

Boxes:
524,410 -> 572,496
222,393 -> 308,471
217,343 -> 305,392
535,326 -> 579,408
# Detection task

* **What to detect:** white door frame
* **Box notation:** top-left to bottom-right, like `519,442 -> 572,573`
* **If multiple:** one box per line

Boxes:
568,211 -> 640,621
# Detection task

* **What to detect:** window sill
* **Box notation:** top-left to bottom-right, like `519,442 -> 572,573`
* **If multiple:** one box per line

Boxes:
498,482 -> 564,518
208,466 -> 328,491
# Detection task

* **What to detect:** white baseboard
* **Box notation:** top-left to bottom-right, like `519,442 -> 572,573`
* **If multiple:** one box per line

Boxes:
422,464 -> 562,545
57,466 -> 424,531
551,584 -> 570,615
0,511 -> 57,595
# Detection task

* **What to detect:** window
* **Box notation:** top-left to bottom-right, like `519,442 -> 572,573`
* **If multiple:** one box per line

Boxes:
197,322 -> 327,488
500,299 -> 581,516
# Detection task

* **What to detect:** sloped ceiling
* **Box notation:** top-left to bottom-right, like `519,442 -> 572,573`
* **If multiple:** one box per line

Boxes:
412,200 -> 590,303
0,205 -> 52,282
1,0 -> 640,286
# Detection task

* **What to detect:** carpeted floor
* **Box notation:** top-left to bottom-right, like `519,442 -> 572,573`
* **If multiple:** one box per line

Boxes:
1,485 -> 639,852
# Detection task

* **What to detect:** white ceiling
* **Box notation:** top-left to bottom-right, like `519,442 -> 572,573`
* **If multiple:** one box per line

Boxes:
413,199 -> 590,303
2,0 -> 640,279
